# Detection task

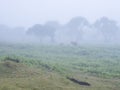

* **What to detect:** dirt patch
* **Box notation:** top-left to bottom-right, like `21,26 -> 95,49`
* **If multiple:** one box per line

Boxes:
67,77 -> 91,86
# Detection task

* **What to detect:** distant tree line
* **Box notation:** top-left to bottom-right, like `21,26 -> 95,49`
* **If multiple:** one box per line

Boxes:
0,16 -> 120,44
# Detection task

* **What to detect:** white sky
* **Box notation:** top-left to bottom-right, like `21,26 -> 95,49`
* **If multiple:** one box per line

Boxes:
0,0 -> 120,27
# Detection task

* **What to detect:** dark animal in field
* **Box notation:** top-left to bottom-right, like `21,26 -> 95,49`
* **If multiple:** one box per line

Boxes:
67,77 -> 91,86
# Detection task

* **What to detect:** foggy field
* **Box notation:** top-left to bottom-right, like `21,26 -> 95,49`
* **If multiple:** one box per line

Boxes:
0,43 -> 120,90
1,0 -> 120,90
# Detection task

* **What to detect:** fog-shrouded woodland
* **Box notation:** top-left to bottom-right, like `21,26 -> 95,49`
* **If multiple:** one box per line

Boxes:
0,16 -> 120,45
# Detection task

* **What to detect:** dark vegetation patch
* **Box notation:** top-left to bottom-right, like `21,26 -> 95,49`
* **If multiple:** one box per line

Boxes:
4,56 -> 20,63
40,63 -> 52,71
67,77 -> 91,86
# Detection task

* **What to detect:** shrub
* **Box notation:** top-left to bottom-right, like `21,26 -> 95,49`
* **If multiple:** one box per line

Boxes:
4,56 -> 20,63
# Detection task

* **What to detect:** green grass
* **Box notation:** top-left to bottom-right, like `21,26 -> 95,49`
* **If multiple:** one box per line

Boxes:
0,43 -> 120,90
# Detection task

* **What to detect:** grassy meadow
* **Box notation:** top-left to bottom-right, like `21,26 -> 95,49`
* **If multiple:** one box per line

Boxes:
0,43 -> 120,90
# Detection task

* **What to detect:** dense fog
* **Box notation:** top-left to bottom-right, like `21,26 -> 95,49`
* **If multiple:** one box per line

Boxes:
0,16 -> 120,45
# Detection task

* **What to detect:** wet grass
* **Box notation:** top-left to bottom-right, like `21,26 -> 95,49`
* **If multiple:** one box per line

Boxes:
0,43 -> 120,90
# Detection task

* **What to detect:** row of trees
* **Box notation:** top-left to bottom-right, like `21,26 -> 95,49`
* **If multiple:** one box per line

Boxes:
0,16 -> 119,44
26,16 -> 120,44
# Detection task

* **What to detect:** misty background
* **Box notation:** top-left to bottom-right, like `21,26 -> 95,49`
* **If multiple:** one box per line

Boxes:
0,0 -> 120,45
